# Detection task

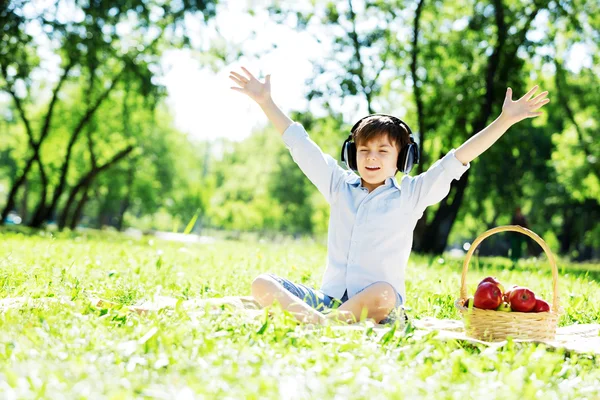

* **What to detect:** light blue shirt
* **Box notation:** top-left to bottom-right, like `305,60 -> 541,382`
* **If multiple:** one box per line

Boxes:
282,122 -> 470,303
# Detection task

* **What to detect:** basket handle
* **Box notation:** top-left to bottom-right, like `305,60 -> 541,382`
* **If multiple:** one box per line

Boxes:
460,225 -> 559,313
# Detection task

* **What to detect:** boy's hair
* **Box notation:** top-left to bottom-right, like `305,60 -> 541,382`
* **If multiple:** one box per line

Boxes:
352,115 -> 411,152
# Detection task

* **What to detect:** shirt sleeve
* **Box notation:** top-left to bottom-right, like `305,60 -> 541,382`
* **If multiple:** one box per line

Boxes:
401,148 -> 470,214
282,122 -> 349,204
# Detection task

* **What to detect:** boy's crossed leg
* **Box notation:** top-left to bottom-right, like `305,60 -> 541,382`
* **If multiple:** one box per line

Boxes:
251,274 -> 398,325
251,275 -> 328,324
327,282 -> 398,324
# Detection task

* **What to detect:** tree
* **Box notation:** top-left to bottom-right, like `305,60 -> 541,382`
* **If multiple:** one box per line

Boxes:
0,0 -> 221,227
264,0 -> 599,257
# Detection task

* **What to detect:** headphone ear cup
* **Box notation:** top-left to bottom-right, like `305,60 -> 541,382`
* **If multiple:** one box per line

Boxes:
398,145 -> 409,173
398,140 -> 420,174
347,142 -> 357,171
412,141 -> 420,165
404,145 -> 415,174
341,140 -> 357,171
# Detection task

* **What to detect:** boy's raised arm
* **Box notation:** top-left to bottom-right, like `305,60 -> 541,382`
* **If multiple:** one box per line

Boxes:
229,66 -> 348,204
405,85 -> 550,214
229,67 -> 293,135
454,85 -> 550,165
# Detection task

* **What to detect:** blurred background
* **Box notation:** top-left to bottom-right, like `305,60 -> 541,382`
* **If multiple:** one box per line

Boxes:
0,0 -> 598,260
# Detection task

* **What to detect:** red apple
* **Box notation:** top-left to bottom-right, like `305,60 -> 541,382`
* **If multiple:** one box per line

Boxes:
473,282 -> 503,310
503,285 -> 518,302
478,276 -> 505,294
532,298 -> 550,312
508,287 -> 537,312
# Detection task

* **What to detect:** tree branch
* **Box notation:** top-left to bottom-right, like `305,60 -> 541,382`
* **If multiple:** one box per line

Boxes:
478,0 -> 507,126
554,60 -> 600,179
410,0 -> 426,173
0,68 -> 37,149
44,68 -> 126,217
347,0 -> 372,113
58,145 -> 134,229
97,145 -> 135,173
86,128 -> 97,169
39,58 -> 76,144
501,0 -> 548,72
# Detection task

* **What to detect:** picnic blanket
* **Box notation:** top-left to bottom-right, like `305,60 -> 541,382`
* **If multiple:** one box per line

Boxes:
2,295 -> 598,355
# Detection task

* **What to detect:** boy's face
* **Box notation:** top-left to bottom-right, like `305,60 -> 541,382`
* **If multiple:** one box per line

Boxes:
356,134 -> 400,191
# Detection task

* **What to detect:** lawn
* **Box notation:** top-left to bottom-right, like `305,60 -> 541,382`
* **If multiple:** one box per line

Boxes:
0,229 -> 598,399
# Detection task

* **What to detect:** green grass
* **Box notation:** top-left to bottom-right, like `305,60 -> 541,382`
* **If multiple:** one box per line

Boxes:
0,229 -> 598,398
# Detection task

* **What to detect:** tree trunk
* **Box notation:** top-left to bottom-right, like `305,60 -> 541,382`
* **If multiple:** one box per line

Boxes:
30,70 -> 124,227
116,161 -> 136,231
27,157 -> 49,227
57,145 -> 134,230
410,0 -> 549,254
97,197 -> 113,228
413,0 -> 513,253
58,180 -> 87,230
576,199 -> 600,261
411,0 -> 426,174
69,186 -> 90,230
420,169 -> 471,253
19,180 -> 28,222
1,157 -> 35,223
558,206 -> 574,255
0,60 -> 73,226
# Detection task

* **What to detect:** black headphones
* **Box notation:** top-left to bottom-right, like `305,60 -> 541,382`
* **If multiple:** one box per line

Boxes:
340,113 -> 420,174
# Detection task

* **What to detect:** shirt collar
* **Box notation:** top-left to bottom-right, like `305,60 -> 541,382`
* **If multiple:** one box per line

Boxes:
347,173 -> 401,191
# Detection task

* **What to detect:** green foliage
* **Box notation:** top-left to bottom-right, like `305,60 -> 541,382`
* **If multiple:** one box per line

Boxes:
205,112 -> 348,236
208,128 -> 284,232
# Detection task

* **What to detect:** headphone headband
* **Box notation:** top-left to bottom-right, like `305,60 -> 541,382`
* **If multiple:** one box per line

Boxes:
350,113 -> 413,138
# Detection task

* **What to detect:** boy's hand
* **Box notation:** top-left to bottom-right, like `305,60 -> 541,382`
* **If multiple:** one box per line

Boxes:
501,85 -> 550,125
229,67 -> 272,105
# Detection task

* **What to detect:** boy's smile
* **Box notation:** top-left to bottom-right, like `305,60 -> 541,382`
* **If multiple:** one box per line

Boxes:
356,134 -> 400,192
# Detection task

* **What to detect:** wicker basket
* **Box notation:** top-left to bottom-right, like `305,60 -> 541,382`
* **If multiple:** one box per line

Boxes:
455,225 -> 560,342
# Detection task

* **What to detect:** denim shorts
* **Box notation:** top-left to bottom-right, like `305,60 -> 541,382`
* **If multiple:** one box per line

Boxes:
265,273 -> 406,325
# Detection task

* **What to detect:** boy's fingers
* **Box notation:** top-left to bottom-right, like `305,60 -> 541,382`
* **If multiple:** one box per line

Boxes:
230,71 -> 248,83
521,85 -> 539,101
241,66 -> 256,80
530,91 -> 548,103
230,87 -> 244,93
528,111 -> 543,118
229,75 -> 245,86
530,99 -> 550,110
505,87 -> 512,100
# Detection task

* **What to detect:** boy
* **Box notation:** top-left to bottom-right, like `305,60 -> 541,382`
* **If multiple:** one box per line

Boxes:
229,66 -> 549,325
